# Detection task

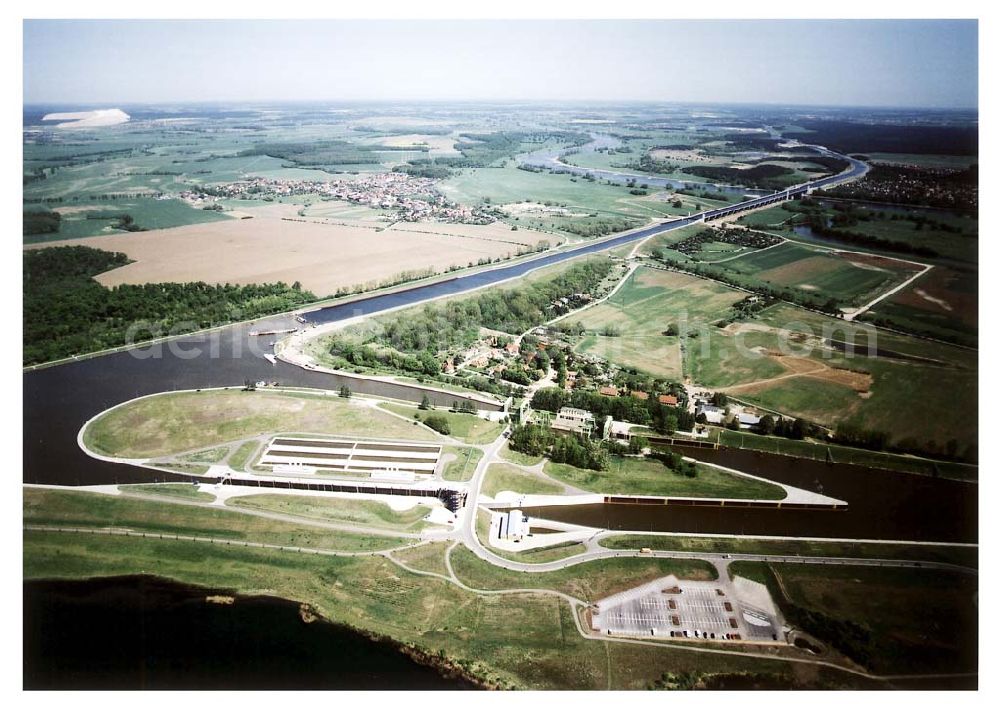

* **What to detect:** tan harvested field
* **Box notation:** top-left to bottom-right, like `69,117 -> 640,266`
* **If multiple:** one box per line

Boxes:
32,218 -> 550,297
222,202 -> 309,220
366,134 -> 460,155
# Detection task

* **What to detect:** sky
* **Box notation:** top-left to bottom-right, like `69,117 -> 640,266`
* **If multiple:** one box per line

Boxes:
22,19 -> 978,108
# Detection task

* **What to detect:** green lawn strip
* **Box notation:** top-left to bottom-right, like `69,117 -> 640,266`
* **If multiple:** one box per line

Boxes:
450,544 -> 716,602
177,446 -> 231,463
379,402 -> 504,444
145,462 -> 211,476
542,457 -> 786,500
729,561 -> 978,675
482,463 -> 567,497
391,541 -> 453,578
442,446 -> 483,482
599,534 -> 978,569
227,440 -> 261,471
84,388 -> 433,458
716,430 -> 977,481
226,493 -> 431,533
21,529 -> 857,689
118,484 -> 215,503
499,542 -> 588,564
23,488 -> 412,552
498,444 -> 544,466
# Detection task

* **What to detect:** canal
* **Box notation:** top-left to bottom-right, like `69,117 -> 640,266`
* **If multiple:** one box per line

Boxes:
520,445 -> 977,543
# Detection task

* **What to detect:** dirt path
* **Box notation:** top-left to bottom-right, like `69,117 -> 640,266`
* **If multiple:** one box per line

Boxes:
717,354 -> 871,394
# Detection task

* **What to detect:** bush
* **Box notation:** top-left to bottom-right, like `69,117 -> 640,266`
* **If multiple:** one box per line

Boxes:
422,413 -> 451,435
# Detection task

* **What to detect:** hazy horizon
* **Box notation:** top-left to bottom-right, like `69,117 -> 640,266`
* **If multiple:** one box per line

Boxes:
24,19 -> 978,109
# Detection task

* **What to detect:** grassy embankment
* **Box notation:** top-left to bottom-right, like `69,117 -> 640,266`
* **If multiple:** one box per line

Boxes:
498,444 -> 544,466
24,488 -> 411,552
450,544 -> 716,601
83,388 -> 435,460
542,457 -> 785,500
713,429 -> 977,481
23,487 -> 872,689
599,534 -> 978,569
118,484 -> 216,502
226,494 -> 433,533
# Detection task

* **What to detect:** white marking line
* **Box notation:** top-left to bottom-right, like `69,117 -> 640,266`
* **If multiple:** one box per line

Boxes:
841,261 -> 934,321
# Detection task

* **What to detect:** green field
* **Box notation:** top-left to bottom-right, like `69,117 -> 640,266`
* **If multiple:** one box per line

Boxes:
439,165 -> 675,237
719,241 -> 917,306
378,403 -> 504,444
23,198 -> 232,243
84,388 -> 434,458
558,267 -> 747,380
541,456 -> 786,500
226,493 -> 432,533
740,200 -> 978,267
442,446 -> 483,482
450,545 -> 716,602
729,562 -> 978,675
684,323 -> 788,388
864,153 -> 978,169
391,541 -> 453,577
862,266 -> 977,345
751,305 -> 976,455
481,463 -> 568,497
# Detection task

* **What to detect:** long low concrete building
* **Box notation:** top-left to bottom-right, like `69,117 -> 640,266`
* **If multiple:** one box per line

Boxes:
256,436 -> 442,479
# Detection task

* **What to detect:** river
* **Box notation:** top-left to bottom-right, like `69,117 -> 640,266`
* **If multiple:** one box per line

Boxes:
24,576 -> 476,689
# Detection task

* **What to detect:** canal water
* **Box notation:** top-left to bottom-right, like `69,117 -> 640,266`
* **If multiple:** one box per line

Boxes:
24,576 -> 476,690
521,446 -> 977,543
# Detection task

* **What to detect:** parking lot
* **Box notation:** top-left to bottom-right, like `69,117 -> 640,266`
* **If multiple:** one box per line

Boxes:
590,575 -> 781,643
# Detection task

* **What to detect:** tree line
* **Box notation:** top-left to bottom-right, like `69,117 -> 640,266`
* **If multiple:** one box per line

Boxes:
24,246 -> 316,365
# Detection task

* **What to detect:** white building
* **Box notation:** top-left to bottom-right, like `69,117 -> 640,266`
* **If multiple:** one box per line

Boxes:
497,509 -> 530,541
